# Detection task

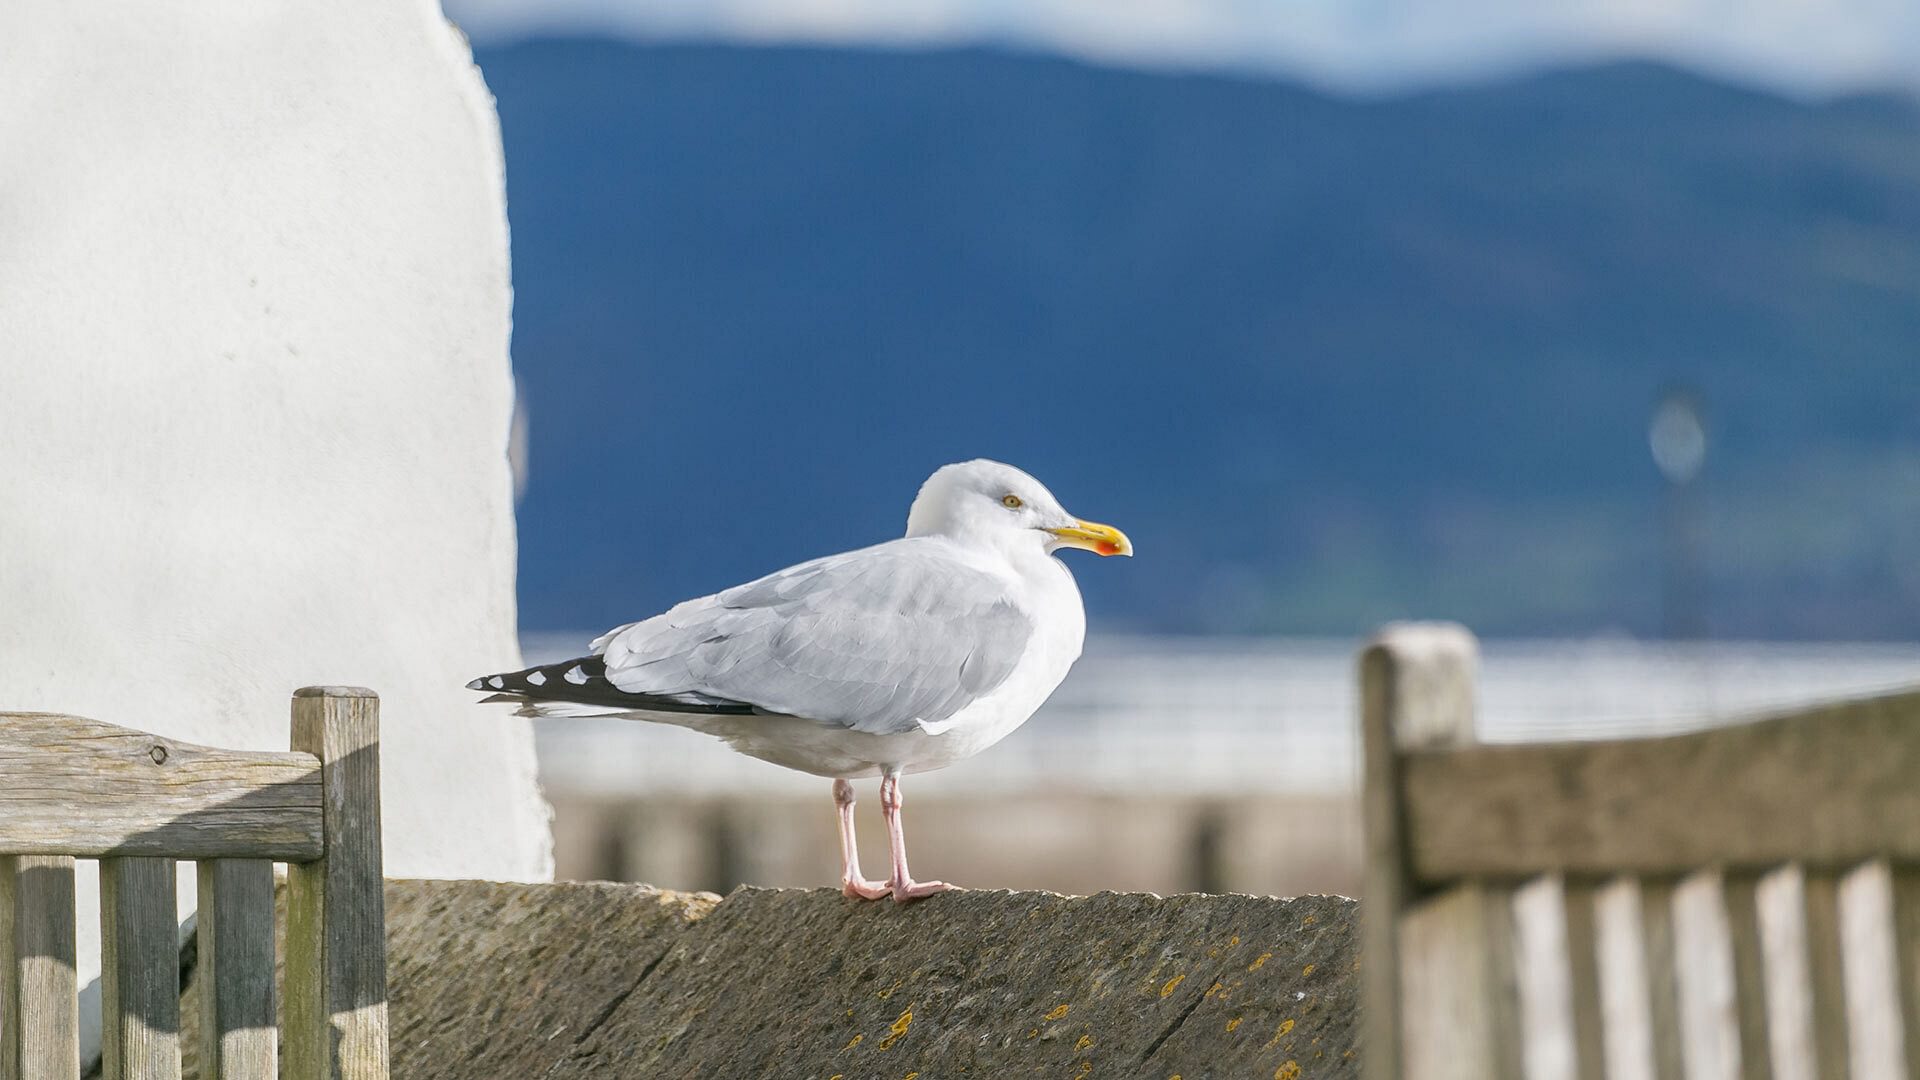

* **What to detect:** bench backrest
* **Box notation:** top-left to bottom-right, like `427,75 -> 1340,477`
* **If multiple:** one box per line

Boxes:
1360,624 -> 1920,1080
0,686 -> 387,1080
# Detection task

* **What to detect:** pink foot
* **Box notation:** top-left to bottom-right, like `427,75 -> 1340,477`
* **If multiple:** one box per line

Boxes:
891,878 -> 960,903
842,876 -> 891,901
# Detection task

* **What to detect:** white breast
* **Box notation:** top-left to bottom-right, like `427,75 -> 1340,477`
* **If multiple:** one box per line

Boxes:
888,549 -> 1086,773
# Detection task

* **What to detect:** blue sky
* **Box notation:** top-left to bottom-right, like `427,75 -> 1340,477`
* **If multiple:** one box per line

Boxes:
445,0 -> 1920,96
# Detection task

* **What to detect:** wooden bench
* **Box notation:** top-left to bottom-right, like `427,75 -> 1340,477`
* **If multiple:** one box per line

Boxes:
1360,623 -> 1920,1080
0,687 -> 387,1080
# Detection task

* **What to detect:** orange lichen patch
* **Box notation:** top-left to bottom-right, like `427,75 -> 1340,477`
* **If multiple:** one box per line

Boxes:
1299,914 -> 1317,927
1075,1034 -> 1093,1052
1275,1062 -> 1301,1080
1027,1029 -> 1040,1040
1226,1017 -> 1243,1033
1204,981 -> 1227,1000
1301,964 -> 1316,978
1247,952 -> 1273,972
1076,1062 -> 1093,1075
1160,974 -> 1186,999
1045,1004 -> 1072,1021
1230,935 -> 1240,946
843,1034 -> 864,1050
878,1008 -> 913,1051
905,1073 -> 920,1080
1263,1018 -> 1296,1049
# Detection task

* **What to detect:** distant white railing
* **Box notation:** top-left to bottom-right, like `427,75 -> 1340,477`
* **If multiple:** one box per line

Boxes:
525,634 -> 1920,798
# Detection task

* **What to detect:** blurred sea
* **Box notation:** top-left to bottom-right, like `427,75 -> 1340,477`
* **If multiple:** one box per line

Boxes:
527,634 -> 1920,799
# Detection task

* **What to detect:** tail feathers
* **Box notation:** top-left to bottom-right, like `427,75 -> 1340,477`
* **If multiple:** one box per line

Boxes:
465,655 -> 757,716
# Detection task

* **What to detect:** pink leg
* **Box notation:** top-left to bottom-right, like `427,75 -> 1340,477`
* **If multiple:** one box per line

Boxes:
880,772 -> 958,903
834,779 -> 888,900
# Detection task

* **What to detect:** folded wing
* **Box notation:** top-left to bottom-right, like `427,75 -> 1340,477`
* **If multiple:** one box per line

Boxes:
591,539 -> 1033,735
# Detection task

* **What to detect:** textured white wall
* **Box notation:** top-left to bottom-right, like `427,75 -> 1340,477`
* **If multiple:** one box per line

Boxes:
0,0 -> 552,905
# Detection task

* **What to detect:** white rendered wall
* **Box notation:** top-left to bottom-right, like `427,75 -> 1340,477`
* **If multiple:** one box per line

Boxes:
0,0 -> 551,907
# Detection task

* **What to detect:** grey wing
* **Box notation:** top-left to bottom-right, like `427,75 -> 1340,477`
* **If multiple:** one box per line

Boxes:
589,540 -> 1033,735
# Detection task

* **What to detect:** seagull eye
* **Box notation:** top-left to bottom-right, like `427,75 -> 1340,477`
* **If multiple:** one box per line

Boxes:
1001,494 -> 1023,509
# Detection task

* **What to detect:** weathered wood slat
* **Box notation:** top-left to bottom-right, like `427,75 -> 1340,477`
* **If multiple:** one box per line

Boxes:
1512,875 -> 1579,1079
197,860 -> 277,1080
1561,880 -> 1608,1080
1399,689 -> 1920,881
1673,870 -> 1742,1080
1399,883 -> 1523,1080
1890,865 -> 1920,1080
1839,861 -> 1904,1080
1,855 -> 80,1079
1359,623 -> 1477,1080
1720,873 -> 1776,1080
101,857 -> 181,1080
0,714 -> 321,860
1756,865 -> 1818,1080
286,687 -> 389,1080
1594,877 -> 1658,1080
1641,879 -> 1687,1080
1805,870 -> 1851,1080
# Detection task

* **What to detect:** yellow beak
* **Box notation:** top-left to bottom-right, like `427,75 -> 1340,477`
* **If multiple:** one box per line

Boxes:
1047,519 -> 1134,557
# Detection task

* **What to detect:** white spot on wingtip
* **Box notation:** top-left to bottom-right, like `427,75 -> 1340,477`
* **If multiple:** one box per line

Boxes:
465,678 -> 484,690
526,670 -> 546,686
564,666 -> 588,685
488,676 -> 505,689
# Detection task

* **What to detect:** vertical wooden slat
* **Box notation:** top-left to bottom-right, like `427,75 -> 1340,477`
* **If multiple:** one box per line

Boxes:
0,855 -> 79,1079
1641,878 -> 1688,1080
1807,870 -> 1852,1080
1839,861 -> 1904,1080
1890,865 -> 1920,1080
1513,874 -> 1578,1080
1722,873 -> 1776,1080
197,860 -> 277,1080
1674,870 -> 1743,1080
1400,883 -> 1523,1080
1758,864 -> 1819,1080
286,687 -> 389,1080
1563,880 -> 1609,1080
1,860 -> 13,1080
1595,876 -> 1658,1080
100,857 -> 181,1080
1359,622 -> 1478,1080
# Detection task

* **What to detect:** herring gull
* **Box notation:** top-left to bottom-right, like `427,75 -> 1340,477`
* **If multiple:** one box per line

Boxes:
468,459 -> 1132,901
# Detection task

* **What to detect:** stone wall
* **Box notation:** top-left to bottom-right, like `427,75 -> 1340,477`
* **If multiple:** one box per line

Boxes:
381,880 -> 1359,1078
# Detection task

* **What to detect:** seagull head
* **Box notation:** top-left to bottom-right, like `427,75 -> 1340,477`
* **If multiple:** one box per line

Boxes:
905,459 -> 1133,560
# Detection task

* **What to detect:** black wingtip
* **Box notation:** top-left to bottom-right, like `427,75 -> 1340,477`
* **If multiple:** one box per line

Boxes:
468,655 -> 757,715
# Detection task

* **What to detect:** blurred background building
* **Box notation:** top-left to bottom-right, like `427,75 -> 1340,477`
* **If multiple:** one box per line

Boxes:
449,0 -> 1920,895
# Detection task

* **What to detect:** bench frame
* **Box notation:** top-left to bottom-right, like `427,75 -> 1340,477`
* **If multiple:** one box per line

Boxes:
1361,623 -> 1920,1080
0,686 -> 388,1080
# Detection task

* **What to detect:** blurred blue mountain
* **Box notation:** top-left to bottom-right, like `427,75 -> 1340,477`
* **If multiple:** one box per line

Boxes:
481,40 -> 1920,639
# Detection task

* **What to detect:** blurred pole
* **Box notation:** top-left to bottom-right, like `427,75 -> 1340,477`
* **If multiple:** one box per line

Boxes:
1649,387 -> 1708,640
